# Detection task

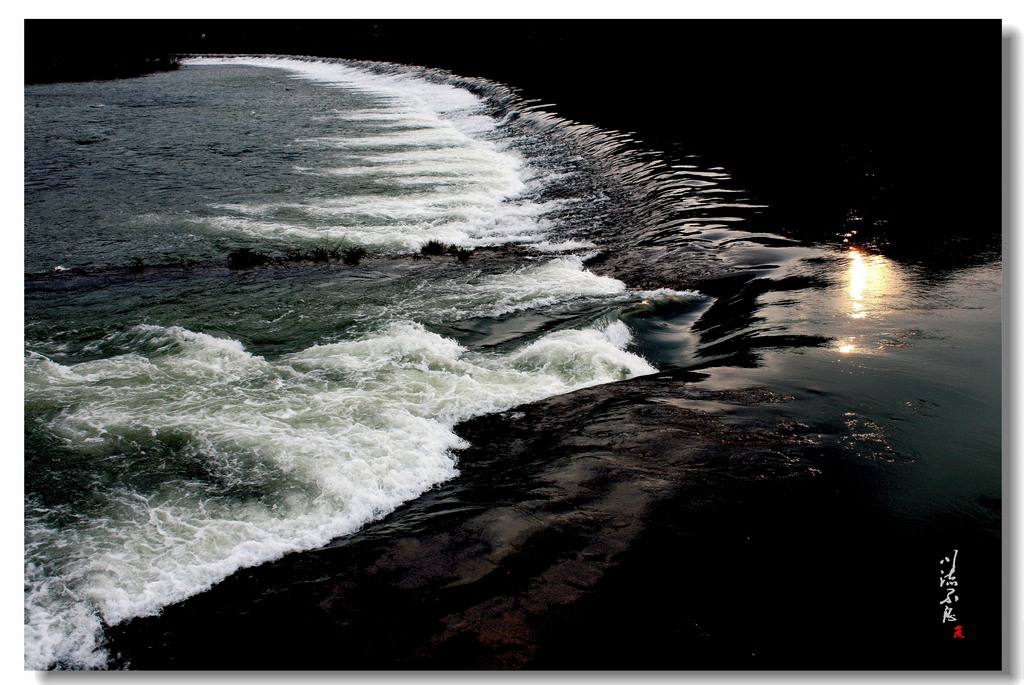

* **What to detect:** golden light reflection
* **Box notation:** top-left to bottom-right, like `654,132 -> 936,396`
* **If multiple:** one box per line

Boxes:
845,248 -> 894,321
838,343 -> 856,354
848,250 -> 867,318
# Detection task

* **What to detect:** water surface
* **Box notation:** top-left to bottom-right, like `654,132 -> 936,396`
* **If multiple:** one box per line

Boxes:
24,56 -> 1000,670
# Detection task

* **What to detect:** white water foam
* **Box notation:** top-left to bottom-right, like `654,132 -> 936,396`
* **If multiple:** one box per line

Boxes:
338,255 -> 704,327
398,256 -> 628,321
186,56 -> 563,254
24,315 -> 657,669
24,56 -> 705,670
202,192 -> 561,252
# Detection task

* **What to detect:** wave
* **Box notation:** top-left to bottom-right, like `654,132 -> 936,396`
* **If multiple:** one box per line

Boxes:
178,55 -> 750,264
25,312 -> 658,668
183,56 -> 550,255
25,55 -> 720,669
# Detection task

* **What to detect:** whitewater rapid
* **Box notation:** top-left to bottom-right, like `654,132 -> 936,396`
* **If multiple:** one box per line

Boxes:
24,56 -> 704,669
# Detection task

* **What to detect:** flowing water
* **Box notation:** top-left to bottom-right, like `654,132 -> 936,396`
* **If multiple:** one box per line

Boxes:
24,56 -> 1001,670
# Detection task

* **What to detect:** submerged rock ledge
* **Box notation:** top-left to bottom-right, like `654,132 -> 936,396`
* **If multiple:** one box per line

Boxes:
104,369 -> 997,670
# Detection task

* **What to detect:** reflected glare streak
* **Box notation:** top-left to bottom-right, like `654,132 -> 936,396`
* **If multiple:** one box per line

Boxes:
845,248 -> 896,321
849,249 -> 867,319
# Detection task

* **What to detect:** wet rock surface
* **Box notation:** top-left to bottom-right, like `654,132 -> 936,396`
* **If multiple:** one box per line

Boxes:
105,371 -> 999,670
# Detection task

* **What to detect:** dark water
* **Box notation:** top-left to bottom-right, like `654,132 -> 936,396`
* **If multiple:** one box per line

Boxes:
24,55 -> 1001,670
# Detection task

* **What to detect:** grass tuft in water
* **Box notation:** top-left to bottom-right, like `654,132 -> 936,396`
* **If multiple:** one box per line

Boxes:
342,247 -> 368,266
420,240 -> 448,256
228,248 -> 271,270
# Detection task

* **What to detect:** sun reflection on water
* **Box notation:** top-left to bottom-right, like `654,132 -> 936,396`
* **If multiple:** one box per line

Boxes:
849,250 -> 867,319
832,248 -> 900,356
846,248 -> 895,321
